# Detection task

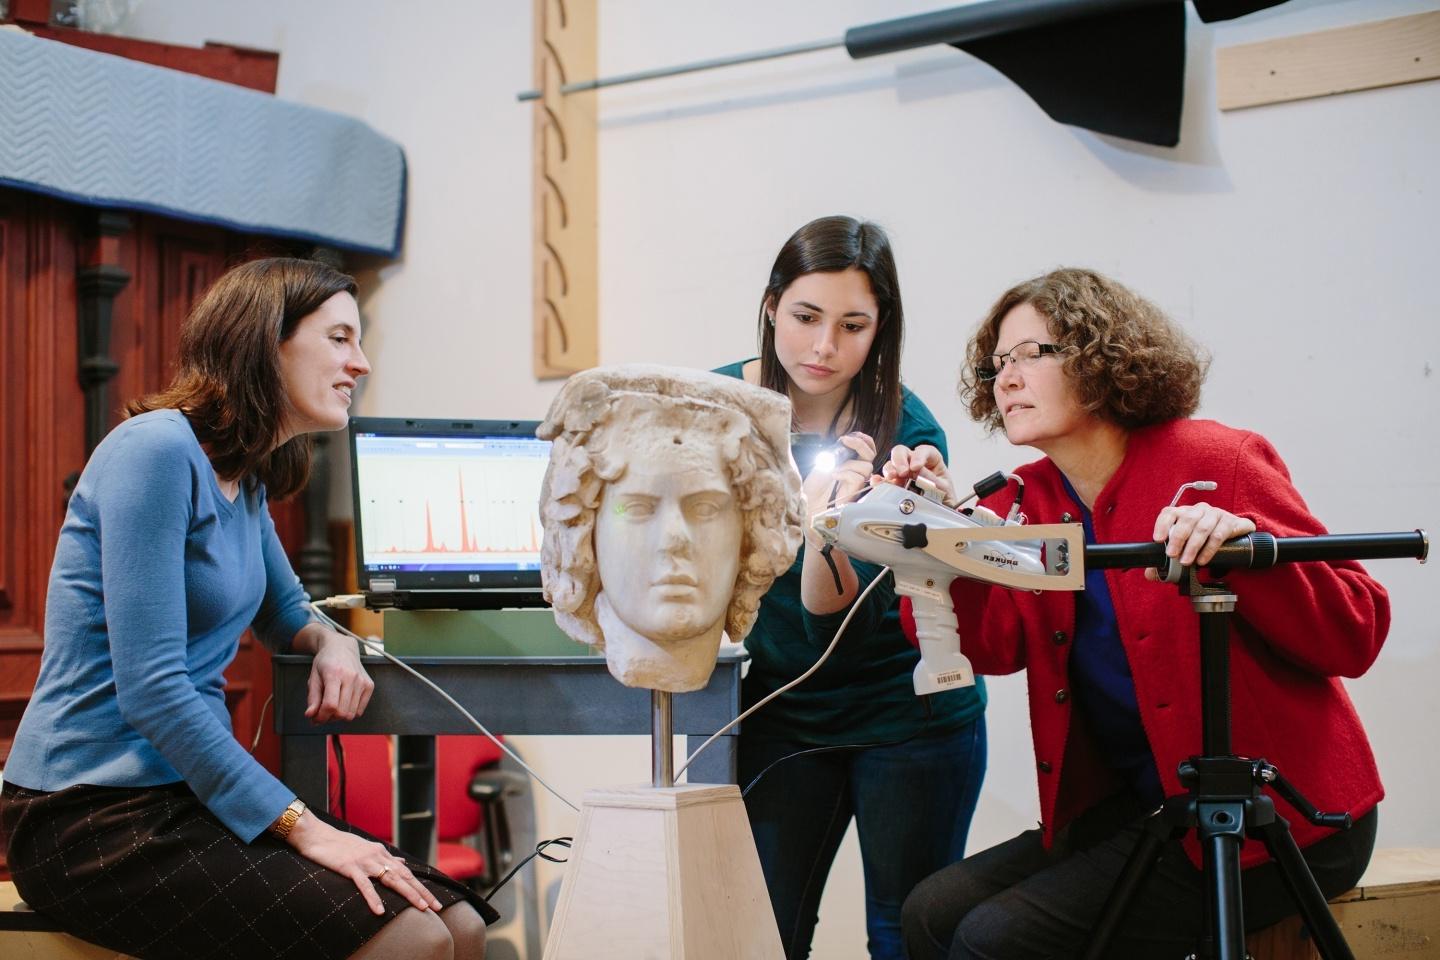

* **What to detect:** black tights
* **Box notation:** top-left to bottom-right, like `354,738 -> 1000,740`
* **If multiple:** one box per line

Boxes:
902,793 -> 1377,960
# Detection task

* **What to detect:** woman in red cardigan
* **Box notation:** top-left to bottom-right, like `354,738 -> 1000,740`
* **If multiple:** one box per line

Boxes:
891,268 -> 1388,960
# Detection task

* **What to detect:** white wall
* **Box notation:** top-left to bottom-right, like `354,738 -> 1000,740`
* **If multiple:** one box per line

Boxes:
120,3 -> 1440,958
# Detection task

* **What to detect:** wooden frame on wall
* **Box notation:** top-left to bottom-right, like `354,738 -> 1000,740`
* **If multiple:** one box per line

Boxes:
1218,10 -> 1440,111
532,0 -> 598,379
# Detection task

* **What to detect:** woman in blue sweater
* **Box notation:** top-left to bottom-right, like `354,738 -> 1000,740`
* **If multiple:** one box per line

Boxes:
1,259 -> 491,960
715,216 -> 987,959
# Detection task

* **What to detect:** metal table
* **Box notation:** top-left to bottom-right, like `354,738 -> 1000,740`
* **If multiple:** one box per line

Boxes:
272,651 -> 746,859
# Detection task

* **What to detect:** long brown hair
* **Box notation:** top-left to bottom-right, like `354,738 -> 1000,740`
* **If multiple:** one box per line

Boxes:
127,257 -> 357,499
756,215 -> 904,455
960,267 -> 1209,433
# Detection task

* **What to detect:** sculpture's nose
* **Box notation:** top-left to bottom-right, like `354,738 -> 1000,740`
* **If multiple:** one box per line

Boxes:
658,502 -> 693,556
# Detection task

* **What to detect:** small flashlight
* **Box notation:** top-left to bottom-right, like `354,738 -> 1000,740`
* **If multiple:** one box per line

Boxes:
791,433 -> 858,476
813,443 -> 857,474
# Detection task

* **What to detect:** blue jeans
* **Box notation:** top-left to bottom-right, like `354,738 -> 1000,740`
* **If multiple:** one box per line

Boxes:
740,716 -> 987,960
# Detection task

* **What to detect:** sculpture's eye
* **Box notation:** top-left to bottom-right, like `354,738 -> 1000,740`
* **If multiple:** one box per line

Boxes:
615,498 -> 655,520
686,494 -> 733,522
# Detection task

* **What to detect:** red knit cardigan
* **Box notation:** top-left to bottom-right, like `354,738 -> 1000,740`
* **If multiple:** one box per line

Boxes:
901,419 -> 1389,868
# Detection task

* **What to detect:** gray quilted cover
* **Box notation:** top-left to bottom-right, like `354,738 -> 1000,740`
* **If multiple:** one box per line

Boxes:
0,29 -> 406,256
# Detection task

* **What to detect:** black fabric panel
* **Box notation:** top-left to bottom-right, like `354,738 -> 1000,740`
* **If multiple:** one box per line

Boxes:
1192,0 -> 1290,23
956,2 -> 1186,146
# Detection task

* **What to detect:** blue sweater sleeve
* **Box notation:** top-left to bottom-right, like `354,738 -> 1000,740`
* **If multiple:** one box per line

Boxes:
98,427 -> 294,841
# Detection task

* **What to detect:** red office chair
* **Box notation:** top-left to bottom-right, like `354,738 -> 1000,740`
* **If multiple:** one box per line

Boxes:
328,734 -> 524,887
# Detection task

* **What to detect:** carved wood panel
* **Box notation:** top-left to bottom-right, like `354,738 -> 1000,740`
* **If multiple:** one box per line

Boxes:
0,192 -> 305,777
533,0 -> 599,378
0,193 -> 83,761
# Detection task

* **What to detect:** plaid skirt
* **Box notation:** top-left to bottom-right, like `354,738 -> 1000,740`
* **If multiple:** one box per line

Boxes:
1,780 -> 499,960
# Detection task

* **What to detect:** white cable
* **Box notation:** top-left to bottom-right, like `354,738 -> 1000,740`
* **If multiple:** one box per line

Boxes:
308,602 -> 579,813
673,565 -> 892,781
250,693 -> 274,752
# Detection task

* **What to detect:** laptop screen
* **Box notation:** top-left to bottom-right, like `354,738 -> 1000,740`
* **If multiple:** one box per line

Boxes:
349,417 -> 551,594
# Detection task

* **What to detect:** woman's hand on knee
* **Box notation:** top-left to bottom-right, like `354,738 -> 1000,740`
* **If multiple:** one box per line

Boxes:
289,814 -> 442,915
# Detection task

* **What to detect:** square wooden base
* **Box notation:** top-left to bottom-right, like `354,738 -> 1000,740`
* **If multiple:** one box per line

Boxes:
543,783 -> 783,959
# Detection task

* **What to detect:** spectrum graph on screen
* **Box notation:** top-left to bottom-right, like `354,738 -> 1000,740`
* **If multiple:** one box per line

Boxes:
353,434 -> 550,572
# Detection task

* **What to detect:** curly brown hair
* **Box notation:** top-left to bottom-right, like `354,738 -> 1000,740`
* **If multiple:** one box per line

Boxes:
960,268 -> 1209,433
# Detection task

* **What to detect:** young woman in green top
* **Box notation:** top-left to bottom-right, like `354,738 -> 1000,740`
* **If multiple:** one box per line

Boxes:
714,215 -> 987,959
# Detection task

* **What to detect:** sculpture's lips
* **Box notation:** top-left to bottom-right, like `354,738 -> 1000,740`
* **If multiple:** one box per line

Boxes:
654,572 -> 699,587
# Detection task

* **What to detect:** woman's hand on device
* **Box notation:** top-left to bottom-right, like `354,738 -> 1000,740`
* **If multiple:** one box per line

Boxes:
1147,502 -> 1256,579
801,432 -> 877,542
879,444 -> 957,505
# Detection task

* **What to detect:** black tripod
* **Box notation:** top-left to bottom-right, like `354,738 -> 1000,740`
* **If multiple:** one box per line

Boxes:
1076,529 -> 1428,960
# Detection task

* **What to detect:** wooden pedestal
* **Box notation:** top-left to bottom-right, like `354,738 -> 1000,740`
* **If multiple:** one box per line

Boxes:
543,784 -> 783,960
1247,848 -> 1440,959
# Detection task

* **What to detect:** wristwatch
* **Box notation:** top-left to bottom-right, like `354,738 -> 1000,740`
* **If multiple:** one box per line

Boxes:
268,798 -> 307,840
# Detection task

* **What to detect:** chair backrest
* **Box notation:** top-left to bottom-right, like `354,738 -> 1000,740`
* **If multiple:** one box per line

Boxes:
328,734 -> 504,842
328,735 -> 394,841
435,734 -> 504,840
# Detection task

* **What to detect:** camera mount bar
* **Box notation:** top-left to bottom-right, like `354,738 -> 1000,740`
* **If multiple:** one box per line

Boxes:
1078,528 -> 1426,960
1084,530 -> 1428,575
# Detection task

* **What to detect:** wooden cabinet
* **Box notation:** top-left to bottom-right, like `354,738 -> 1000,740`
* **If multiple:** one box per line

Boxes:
0,191 -> 307,778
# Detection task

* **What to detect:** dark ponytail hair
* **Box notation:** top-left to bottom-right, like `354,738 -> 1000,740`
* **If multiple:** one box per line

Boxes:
756,215 -> 904,455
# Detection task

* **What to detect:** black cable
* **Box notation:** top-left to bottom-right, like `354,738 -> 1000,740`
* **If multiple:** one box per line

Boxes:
740,697 -> 935,798
817,478 -> 846,595
819,544 -> 845,596
332,735 -> 347,822
483,836 -> 572,902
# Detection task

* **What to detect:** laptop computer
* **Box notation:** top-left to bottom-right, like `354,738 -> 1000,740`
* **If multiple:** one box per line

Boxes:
348,417 -> 553,610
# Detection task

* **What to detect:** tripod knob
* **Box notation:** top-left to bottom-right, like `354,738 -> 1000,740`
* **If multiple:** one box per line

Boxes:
1263,763 -> 1354,829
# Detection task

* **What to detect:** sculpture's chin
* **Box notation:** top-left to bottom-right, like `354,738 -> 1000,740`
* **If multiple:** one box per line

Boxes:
607,655 -> 712,694
595,592 -> 723,693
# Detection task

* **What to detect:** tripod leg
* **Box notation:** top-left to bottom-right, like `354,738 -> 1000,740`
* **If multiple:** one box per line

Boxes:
1082,805 -> 1176,960
1200,801 -> 1248,960
1253,814 -> 1356,960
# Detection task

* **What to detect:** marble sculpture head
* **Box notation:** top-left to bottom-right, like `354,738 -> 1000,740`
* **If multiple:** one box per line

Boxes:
538,365 -> 804,692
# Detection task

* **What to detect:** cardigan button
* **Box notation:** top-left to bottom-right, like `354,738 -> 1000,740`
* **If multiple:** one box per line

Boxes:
1054,689 -> 1069,703
1061,512 -> 1073,523
1038,760 -> 1053,773
1052,630 -> 1068,645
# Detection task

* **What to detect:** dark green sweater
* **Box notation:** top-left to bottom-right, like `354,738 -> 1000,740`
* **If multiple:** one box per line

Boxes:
714,361 -> 986,744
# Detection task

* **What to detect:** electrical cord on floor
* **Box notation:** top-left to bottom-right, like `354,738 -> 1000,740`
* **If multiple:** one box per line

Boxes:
740,696 -> 935,798
309,601 -> 580,813
674,564 -> 893,781
483,835 -> 573,902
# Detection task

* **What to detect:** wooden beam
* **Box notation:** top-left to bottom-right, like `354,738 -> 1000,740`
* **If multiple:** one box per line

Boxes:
1218,10 -> 1440,111
532,0 -> 598,380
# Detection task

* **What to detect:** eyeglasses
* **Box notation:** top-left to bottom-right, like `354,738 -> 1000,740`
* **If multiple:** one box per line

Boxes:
975,340 -> 1067,381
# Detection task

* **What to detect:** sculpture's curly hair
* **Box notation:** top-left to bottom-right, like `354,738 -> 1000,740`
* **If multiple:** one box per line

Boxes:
538,370 -> 803,650
960,268 -> 1210,433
